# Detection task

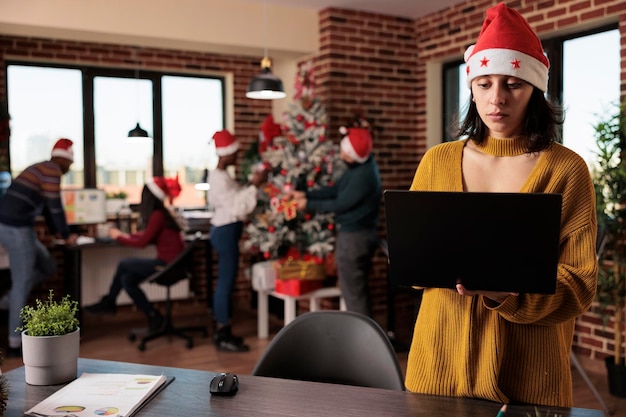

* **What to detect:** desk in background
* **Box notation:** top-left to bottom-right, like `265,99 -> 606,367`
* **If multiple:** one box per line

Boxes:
61,232 -> 212,315
3,358 -> 605,417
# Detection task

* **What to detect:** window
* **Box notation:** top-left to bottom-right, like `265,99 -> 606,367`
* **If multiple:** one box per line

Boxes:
162,75 -> 223,208
94,76 -> 154,203
442,61 -> 469,142
7,65 -> 84,187
441,26 -> 619,166
562,29 -> 620,167
6,63 -> 225,208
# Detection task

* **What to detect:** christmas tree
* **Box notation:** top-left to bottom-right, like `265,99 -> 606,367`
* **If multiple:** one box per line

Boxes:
243,61 -> 342,261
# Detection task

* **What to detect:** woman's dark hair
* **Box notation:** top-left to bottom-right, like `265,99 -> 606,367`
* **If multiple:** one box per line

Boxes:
455,88 -> 564,153
138,185 -> 181,231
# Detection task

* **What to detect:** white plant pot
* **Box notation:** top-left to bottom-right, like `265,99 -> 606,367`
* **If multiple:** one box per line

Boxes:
21,327 -> 80,385
106,198 -> 127,215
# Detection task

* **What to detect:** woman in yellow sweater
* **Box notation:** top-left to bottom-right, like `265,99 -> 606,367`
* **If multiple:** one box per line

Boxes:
404,3 -> 597,407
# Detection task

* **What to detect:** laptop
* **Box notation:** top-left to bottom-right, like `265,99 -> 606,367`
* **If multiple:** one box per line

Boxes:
383,190 -> 562,294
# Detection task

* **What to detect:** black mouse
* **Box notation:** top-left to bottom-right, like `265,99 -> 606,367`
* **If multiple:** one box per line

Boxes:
210,372 -> 239,396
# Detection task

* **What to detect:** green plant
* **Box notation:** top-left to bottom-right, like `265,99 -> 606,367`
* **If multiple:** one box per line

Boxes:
592,101 -> 626,363
106,191 -> 128,199
17,289 -> 79,336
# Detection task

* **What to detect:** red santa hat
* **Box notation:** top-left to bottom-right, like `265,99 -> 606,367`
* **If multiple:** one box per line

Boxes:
212,130 -> 240,156
259,115 -> 282,153
147,175 -> 181,204
464,2 -> 550,92
339,127 -> 372,164
51,138 -> 74,161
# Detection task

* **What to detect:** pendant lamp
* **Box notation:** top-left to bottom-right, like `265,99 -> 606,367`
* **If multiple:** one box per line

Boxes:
128,47 -> 150,138
128,122 -> 149,138
246,0 -> 286,100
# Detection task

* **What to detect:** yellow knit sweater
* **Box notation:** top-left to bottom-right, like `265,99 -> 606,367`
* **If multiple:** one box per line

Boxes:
404,137 -> 598,407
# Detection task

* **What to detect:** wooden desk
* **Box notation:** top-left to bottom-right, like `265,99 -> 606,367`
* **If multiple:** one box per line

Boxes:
3,358 -> 605,417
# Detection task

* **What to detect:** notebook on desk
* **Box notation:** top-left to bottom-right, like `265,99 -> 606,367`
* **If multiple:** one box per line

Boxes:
383,190 -> 562,294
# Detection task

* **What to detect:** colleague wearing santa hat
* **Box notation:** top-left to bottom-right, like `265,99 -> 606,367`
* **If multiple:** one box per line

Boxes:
0,138 -> 79,357
85,177 -> 185,334
290,126 -> 382,317
208,129 -> 268,352
404,3 -> 596,407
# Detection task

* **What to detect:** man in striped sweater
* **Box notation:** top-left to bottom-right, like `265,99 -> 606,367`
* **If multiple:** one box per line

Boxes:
0,138 -> 78,357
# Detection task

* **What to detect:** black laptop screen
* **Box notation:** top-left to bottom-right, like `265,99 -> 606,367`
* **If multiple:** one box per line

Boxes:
383,190 -> 562,294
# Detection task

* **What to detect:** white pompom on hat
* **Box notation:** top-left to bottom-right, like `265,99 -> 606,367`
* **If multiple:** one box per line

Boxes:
464,2 -> 550,92
212,130 -> 240,156
51,138 -> 74,162
340,127 -> 373,164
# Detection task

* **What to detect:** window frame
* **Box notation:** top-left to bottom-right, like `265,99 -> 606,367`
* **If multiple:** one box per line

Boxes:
5,60 -> 226,188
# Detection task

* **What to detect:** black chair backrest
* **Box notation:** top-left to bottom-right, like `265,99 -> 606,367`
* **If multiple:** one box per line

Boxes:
148,240 -> 196,287
252,311 -> 405,391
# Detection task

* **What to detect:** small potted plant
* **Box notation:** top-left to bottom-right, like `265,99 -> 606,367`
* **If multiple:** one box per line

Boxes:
105,190 -> 128,215
592,101 -> 626,396
17,289 -> 80,385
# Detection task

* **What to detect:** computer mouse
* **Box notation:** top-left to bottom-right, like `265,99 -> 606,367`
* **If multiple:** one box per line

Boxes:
209,372 -> 239,396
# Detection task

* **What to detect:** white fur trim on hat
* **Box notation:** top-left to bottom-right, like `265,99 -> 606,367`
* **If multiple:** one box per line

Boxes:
341,136 -> 368,164
51,138 -> 74,161
465,47 -> 548,92
146,179 -> 165,201
215,140 -> 240,156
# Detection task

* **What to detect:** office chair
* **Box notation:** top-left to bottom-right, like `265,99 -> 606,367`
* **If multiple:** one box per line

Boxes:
252,310 -> 405,390
128,239 -> 208,351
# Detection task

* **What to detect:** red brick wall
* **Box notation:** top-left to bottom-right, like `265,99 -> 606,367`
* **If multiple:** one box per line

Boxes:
314,8 -> 421,319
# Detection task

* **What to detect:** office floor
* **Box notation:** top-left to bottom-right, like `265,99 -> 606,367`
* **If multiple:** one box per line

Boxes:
1,301 -> 623,416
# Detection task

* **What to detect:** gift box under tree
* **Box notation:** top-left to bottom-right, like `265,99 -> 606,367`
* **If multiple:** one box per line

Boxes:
273,255 -> 326,296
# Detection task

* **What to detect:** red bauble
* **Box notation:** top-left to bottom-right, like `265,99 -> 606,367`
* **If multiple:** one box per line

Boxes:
268,226 -> 276,233
328,224 -> 334,231
263,251 -> 271,259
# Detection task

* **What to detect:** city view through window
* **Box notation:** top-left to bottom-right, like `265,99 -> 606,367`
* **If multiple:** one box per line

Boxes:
7,65 -> 223,209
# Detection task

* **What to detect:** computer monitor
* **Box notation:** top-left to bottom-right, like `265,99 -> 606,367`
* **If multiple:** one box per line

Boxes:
61,189 -> 107,225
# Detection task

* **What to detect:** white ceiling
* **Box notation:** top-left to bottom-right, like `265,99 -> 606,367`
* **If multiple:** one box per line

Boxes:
258,0 -> 463,19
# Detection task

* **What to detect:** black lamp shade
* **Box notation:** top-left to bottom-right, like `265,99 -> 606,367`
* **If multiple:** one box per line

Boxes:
128,122 -> 149,138
246,68 -> 286,100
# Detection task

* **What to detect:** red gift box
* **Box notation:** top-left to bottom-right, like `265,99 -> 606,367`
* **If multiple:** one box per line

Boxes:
274,279 -> 324,296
